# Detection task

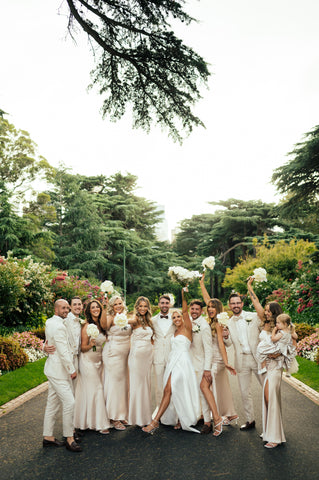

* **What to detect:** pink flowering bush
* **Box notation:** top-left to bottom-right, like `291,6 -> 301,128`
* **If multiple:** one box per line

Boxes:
297,333 -> 319,362
12,331 -> 44,351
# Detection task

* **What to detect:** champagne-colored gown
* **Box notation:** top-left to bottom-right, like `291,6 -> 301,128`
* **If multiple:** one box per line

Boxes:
103,324 -> 131,421
74,332 -> 111,431
211,334 -> 237,418
128,326 -> 153,426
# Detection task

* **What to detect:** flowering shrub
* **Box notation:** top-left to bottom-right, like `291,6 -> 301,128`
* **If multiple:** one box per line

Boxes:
0,253 -> 53,330
23,347 -> 46,363
0,336 -> 28,371
297,333 -> 319,362
294,323 -> 316,342
12,331 -> 44,351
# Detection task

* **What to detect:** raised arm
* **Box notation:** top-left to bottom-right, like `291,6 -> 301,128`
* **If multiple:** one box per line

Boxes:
182,287 -> 192,332
199,273 -> 211,306
247,276 -> 265,320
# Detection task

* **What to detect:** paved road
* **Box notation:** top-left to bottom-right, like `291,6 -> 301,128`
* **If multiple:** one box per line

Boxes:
1,369 -> 318,480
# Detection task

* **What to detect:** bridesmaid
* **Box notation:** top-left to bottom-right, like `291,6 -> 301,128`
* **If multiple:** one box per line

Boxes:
127,296 -> 154,427
74,299 -> 111,434
101,295 -> 131,430
199,275 -> 237,427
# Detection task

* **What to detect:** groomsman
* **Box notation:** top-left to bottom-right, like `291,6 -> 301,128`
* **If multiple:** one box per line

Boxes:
64,296 -> 83,391
183,290 -> 213,434
42,299 -> 82,452
152,295 -> 176,406
226,292 -> 263,431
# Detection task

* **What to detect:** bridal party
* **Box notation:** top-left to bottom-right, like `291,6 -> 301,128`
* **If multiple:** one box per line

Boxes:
42,272 -> 297,452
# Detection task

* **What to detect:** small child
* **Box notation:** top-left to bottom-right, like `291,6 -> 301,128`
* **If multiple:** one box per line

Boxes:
257,313 -> 298,372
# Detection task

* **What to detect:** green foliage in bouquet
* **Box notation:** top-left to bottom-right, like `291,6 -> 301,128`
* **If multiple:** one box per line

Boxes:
0,336 -> 28,371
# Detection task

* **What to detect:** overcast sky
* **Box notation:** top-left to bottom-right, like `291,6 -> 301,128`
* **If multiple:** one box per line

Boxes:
1,0 -> 318,237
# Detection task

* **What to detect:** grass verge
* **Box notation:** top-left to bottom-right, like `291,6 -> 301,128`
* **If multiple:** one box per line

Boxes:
292,356 -> 319,392
0,357 -> 47,405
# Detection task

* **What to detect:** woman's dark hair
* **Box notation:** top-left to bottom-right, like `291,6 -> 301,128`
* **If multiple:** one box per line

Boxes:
84,299 -> 105,333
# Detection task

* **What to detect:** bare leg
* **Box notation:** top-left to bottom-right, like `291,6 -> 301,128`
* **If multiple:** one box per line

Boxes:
142,375 -> 172,433
200,376 -> 221,425
264,379 -> 269,407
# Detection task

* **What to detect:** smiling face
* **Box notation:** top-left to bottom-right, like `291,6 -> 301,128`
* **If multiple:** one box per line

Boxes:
90,301 -> 101,320
55,299 -> 70,319
207,304 -> 217,319
70,298 -> 83,317
158,297 -> 170,315
137,300 -> 148,316
189,303 -> 202,320
264,304 -> 272,321
229,296 -> 243,316
113,298 -> 124,314
172,311 -> 183,327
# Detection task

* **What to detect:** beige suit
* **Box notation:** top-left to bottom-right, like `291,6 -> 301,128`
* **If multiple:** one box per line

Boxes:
64,312 -> 82,392
189,316 -> 213,423
43,315 -> 76,438
152,313 -> 175,405
228,311 -> 263,423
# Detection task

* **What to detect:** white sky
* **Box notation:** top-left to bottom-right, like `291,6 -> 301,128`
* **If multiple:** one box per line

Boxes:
1,0 -> 318,237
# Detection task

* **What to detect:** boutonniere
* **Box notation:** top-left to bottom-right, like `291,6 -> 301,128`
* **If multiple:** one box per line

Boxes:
192,323 -> 201,333
245,314 -> 253,325
79,318 -> 86,325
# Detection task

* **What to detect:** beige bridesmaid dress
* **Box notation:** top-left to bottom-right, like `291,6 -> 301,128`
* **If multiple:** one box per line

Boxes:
128,326 -> 153,426
262,357 -> 286,444
211,334 -> 237,418
103,324 -> 131,421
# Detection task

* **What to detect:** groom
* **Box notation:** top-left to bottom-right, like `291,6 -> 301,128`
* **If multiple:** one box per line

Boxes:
152,295 -> 176,406
227,292 -> 263,431
183,290 -> 213,433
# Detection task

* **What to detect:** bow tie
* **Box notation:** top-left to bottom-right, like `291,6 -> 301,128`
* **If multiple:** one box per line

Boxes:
160,315 -> 168,319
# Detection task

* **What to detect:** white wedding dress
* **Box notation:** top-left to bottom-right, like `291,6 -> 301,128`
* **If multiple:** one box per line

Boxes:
161,335 -> 200,433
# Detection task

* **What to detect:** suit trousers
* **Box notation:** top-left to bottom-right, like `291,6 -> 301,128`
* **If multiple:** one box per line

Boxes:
43,375 -> 75,438
195,370 -> 211,423
237,353 -> 263,423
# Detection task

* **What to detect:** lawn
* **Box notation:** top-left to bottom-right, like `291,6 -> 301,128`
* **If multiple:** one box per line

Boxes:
0,357 -> 47,406
0,355 -> 318,407
292,356 -> 319,392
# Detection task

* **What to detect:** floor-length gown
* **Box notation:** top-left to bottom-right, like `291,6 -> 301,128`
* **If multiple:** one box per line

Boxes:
262,357 -> 286,444
211,334 -> 237,418
128,326 -> 153,427
74,332 -> 111,431
103,324 -> 131,421
161,335 -> 200,433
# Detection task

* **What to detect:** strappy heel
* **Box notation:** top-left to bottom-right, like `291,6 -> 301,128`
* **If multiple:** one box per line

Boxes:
142,420 -> 159,435
213,419 -> 223,437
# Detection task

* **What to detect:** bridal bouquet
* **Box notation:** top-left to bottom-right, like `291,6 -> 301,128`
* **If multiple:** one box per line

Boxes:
114,312 -> 128,329
87,323 -> 99,351
217,312 -> 229,326
253,267 -> 267,283
202,256 -> 215,271
168,266 -> 201,287
100,280 -> 114,296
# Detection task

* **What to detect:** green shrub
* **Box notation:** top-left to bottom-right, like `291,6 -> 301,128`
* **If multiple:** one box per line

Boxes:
0,336 -> 28,371
294,323 -> 316,341
32,327 -> 45,340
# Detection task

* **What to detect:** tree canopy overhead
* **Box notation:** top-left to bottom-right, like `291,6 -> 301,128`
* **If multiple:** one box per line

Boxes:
65,0 -> 210,142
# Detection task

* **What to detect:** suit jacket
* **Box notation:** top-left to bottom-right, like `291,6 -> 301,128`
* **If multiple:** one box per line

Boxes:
44,315 -> 75,379
152,313 -> 175,365
64,312 -> 82,356
228,311 -> 261,373
190,316 -> 213,372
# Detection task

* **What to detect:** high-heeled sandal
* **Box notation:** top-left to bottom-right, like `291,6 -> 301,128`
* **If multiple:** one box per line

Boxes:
112,420 -> 126,431
223,415 -> 239,426
142,420 -> 159,434
213,419 -> 223,437
264,442 -> 278,449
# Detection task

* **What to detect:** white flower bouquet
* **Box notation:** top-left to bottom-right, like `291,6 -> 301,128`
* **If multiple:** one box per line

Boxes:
100,280 -> 114,296
202,256 -> 215,271
114,313 -> 128,329
216,312 -> 229,326
253,267 -> 267,283
87,323 -> 100,351
168,266 -> 201,287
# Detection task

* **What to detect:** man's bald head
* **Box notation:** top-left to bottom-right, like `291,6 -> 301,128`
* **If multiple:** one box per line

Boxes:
54,299 -> 70,319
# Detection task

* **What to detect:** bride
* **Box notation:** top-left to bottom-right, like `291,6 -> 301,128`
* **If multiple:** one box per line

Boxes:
142,288 -> 200,434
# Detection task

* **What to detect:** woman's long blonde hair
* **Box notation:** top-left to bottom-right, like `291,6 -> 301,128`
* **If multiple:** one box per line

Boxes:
134,296 -> 154,336
207,298 -> 224,337
107,295 -> 127,316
